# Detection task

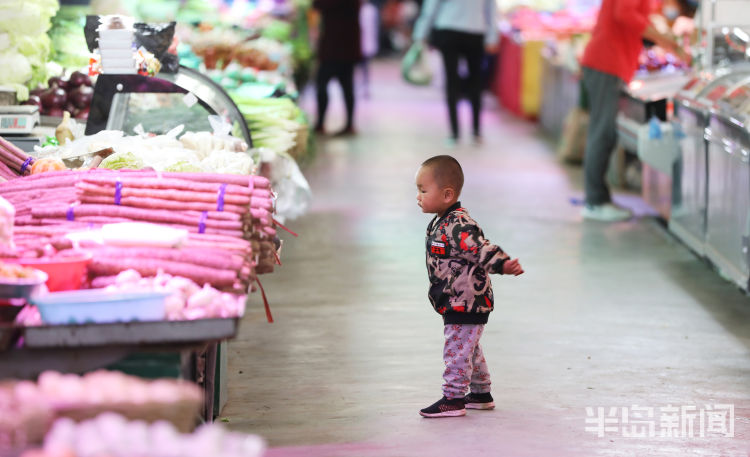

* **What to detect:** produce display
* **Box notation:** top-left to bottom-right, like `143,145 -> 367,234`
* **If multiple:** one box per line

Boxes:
0,7 -> 314,453
0,0 -> 58,101
21,413 -> 265,457
232,95 -> 307,160
0,170 -> 279,291
0,197 -> 14,250
0,135 -> 35,179
34,129 -> 254,175
25,71 -> 94,121
0,370 -> 203,449
0,262 -> 39,280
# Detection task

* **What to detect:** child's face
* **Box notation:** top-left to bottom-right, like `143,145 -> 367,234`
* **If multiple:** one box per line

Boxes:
415,166 -> 453,214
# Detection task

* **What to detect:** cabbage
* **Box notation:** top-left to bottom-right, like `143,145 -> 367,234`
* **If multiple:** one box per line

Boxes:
0,1 -> 57,37
0,50 -> 31,85
100,151 -> 145,170
0,0 -> 58,96
165,160 -> 204,173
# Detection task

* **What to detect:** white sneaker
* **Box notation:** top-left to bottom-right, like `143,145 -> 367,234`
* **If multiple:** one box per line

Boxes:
581,203 -> 632,222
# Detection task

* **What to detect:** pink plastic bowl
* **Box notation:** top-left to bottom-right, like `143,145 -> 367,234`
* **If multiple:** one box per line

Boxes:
16,252 -> 93,292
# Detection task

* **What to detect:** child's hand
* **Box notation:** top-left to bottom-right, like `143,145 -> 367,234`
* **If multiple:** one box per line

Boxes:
503,258 -> 524,276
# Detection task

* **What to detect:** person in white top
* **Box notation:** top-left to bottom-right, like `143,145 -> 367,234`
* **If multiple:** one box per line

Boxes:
413,0 -> 499,146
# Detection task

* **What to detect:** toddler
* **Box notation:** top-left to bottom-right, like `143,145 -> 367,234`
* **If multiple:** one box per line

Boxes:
415,155 -> 523,418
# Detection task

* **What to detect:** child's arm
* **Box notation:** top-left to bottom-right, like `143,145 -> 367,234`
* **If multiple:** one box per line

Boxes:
452,223 -> 523,276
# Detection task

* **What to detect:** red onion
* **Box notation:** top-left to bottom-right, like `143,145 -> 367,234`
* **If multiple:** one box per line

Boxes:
68,71 -> 89,89
40,87 -> 67,110
69,85 -> 93,109
47,76 -> 68,91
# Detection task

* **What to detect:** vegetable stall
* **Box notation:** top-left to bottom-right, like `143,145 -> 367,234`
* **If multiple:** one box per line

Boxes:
0,2 -> 314,453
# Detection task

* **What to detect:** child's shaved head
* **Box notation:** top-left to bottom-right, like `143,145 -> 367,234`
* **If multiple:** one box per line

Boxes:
421,155 -> 464,196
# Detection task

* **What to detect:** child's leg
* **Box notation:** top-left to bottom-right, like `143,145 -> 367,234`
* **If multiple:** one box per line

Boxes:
469,338 -> 491,394
442,323 -> 483,399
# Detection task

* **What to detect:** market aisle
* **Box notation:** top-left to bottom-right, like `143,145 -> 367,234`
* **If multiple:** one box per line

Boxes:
222,59 -> 750,456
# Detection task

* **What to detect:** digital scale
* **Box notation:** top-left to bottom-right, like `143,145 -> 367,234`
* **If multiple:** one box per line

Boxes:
0,105 -> 40,135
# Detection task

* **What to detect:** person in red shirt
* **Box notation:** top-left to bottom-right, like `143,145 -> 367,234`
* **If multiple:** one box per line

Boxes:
579,0 -> 689,221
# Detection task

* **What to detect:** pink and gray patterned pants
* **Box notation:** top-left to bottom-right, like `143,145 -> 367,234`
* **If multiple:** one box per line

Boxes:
442,324 -> 491,399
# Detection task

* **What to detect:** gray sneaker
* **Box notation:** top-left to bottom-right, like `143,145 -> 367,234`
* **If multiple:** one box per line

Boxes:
581,203 -> 632,222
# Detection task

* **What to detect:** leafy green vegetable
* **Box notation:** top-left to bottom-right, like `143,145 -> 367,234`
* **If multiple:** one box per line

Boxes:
165,160 -> 204,173
100,151 -> 145,171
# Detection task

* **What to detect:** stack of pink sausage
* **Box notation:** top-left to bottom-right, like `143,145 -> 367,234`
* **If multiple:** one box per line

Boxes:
0,169 -> 279,292
0,136 -> 33,180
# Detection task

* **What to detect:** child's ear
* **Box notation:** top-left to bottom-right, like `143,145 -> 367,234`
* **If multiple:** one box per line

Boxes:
444,187 -> 455,201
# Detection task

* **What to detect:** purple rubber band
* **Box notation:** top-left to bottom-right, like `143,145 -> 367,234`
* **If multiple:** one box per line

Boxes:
20,157 -> 33,174
114,179 -> 123,205
198,211 -> 207,234
66,206 -> 75,221
217,183 -> 227,212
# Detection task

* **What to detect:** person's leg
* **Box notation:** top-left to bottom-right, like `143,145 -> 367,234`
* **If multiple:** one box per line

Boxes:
338,62 -> 356,132
436,31 -> 460,140
442,324 -> 483,399
361,58 -> 370,97
463,33 -> 485,138
315,62 -> 335,132
581,67 -> 623,206
468,335 -> 490,394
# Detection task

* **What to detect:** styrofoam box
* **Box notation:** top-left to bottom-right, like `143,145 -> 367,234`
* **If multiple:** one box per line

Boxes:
98,38 -> 133,50
98,29 -> 134,40
101,68 -> 137,74
99,48 -> 134,60
101,57 -> 135,68
32,290 -> 168,324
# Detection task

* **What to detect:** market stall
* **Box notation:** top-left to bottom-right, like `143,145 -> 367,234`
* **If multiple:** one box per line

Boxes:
0,2 -> 314,451
491,2 -> 597,120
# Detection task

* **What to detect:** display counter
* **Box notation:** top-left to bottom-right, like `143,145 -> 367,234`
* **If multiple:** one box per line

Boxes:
670,68 -> 750,256
704,74 -> 750,291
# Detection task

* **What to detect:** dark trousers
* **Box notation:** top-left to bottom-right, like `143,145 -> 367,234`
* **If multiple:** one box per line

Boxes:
315,61 -> 356,130
433,29 -> 485,139
581,67 -> 624,205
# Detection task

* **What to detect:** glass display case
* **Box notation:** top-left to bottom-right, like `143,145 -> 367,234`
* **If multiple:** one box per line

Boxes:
86,66 -> 252,146
670,69 -> 750,256
703,74 -> 750,290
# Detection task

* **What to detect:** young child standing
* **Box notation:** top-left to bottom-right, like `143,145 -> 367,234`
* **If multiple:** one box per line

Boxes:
415,155 -> 524,418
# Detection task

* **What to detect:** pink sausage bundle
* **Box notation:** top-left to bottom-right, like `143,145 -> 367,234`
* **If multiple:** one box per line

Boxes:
0,135 -> 33,177
0,169 -> 283,290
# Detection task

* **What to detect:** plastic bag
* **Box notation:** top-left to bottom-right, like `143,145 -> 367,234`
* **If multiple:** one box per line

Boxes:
401,42 -> 432,86
557,107 -> 589,164
256,148 -> 311,223
134,22 -> 179,73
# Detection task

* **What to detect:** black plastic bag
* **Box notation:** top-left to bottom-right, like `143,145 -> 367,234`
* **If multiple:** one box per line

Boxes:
84,15 -> 102,53
134,22 -> 179,73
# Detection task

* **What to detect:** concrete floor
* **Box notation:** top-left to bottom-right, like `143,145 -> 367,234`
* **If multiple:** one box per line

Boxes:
222,60 -> 750,456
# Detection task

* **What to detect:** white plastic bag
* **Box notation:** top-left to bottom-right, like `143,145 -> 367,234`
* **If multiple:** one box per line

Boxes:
401,42 -> 432,86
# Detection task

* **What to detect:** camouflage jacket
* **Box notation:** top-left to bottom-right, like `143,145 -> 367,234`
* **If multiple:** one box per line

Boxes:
425,202 -> 510,324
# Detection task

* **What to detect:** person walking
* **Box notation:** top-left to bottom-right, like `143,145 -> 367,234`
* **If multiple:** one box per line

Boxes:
580,0 -> 690,221
412,0 -> 499,147
313,0 -> 362,136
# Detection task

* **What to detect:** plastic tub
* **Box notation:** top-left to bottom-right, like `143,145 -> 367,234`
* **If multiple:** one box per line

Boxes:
31,290 -> 169,325
16,253 -> 92,292
0,270 -> 48,299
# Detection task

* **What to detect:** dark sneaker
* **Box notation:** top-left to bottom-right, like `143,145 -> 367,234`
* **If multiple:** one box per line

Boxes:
464,392 -> 495,410
419,396 -> 466,418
